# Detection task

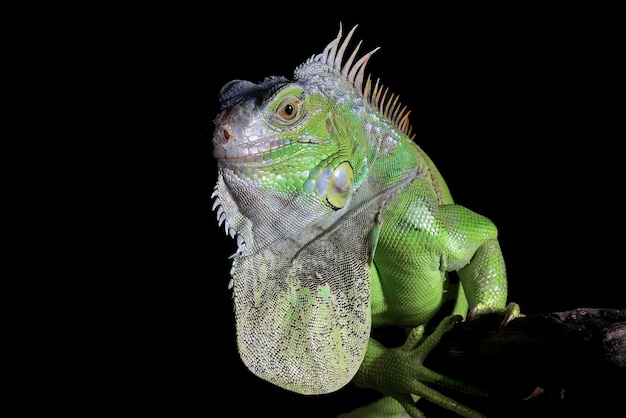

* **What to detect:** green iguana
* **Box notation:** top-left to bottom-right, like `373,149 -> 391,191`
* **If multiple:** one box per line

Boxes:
211,24 -> 520,417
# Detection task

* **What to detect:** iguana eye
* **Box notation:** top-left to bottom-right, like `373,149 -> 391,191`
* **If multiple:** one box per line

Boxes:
276,97 -> 301,122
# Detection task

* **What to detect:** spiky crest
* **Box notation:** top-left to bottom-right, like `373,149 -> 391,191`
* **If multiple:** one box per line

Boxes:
307,23 -> 415,139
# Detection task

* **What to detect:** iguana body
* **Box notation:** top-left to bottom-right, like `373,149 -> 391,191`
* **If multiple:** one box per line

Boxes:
212,24 -> 519,417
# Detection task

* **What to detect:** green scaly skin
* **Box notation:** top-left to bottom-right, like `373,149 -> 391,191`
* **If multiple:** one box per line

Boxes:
212,24 -> 520,417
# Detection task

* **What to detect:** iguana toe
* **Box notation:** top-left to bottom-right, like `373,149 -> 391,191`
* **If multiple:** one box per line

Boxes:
467,302 -> 521,332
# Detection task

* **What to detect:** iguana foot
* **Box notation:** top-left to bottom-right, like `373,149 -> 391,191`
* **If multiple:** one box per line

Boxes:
353,315 -> 487,418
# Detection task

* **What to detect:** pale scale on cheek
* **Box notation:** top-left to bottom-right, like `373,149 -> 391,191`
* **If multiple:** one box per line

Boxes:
326,161 -> 354,209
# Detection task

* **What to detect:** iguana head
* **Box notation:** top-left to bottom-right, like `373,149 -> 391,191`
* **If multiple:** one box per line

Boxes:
212,24 -> 418,395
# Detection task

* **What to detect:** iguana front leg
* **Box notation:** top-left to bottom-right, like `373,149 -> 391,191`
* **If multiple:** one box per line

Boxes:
352,201 -> 521,417
455,236 -> 521,326
349,316 -> 488,418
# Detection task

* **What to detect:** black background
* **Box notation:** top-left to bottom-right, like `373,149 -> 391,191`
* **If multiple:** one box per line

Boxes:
90,7 -> 623,417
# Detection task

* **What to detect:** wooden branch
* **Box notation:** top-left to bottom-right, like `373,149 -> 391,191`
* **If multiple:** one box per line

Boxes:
419,308 -> 626,417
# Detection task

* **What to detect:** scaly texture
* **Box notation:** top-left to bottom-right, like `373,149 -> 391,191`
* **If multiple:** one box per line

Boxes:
211,23 -> 519,417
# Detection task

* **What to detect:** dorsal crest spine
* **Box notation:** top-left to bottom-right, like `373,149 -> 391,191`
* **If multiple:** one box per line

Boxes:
306,24 -> 415,139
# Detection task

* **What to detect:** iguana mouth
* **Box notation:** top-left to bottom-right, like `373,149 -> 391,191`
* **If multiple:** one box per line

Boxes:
213,122 -> 328,164
212,136 -> 288,160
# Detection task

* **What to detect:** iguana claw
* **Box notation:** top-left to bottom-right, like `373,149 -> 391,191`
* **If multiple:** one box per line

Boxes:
467,302 -> 521,333
497,302 -> 521,333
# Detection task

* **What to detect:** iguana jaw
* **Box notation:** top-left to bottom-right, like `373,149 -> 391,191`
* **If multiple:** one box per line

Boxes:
213,129 -> 327,166
212,132 -> 287,161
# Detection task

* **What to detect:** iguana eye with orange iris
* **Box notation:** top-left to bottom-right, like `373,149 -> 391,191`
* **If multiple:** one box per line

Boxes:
277,97 -> 301,121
